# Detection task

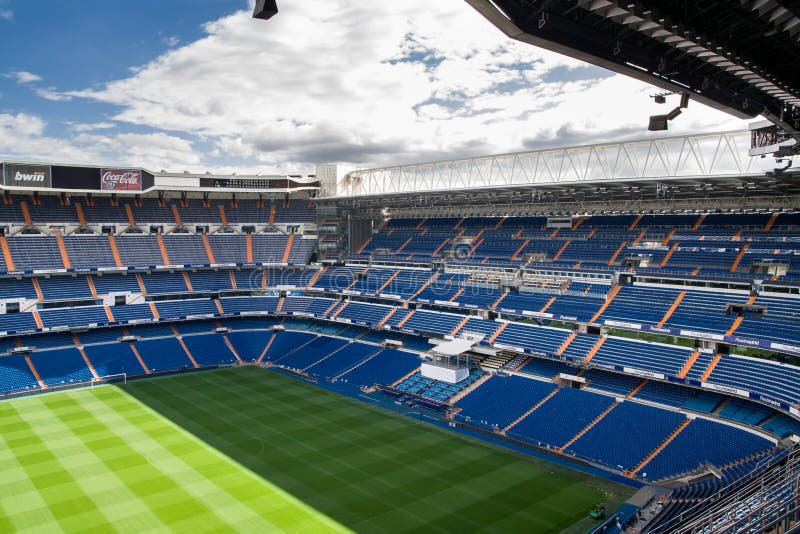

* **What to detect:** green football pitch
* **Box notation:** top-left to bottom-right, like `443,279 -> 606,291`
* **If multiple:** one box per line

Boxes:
0,366 -> 633,533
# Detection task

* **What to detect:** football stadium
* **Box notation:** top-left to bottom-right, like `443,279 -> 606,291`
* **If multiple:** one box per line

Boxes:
2,1 -> 800,533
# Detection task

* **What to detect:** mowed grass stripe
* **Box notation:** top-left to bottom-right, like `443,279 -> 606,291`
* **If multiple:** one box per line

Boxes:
72,388 -> 343,533
0,386 -> 347,533
0,415 -> 64,534
47,391 -> 269,533
129,371 -> 574,531
7,395 -> 163,533
145,372 -> 504,528
123,367 -> 615,533
0,401 -> 116,534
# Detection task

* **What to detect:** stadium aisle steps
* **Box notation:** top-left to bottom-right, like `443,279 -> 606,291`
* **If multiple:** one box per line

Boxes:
511,239 -> 529,260
330,301 -> 348,319
20,201 -> 32,226
658,291 -> 687,327
78,347 -> 100,379
539,296 -> 556,313
448,287 -> 464,302
331,346 -> 384,380
628,214 -> 644,230
551,240 -> 571,261
396,310 -> 414,328
608,241 -> 627,265
626,379 -> 649,399
0,235 -> 15,270
73,341 -> 100,380
281,233 -> 294,263
556,332 -> 578,355
700,354 -> 724,381
391,366 -> 421,387
32,310 -> 44,329
24,354 -> 47,389
450,316 -> 470,336
306,268 -> 323,289
660,243 -> 678,266
588,285 -> 622,323
182,272 -> 193,292
503,386 -> 561,433
583,336 -> 607,364
677,351 -> 702,379
135,273 -> 147,295
171,205 -> 183,226
627,419 -> 692,477
201,234 -> 216,264
228,271 -> 237,290
376,308 -> 396,328
725,316 -> 744,336
322,300 -> 341,316
302,341 -> 365,372
124,204 -> 135,226
355,236 -> 372,255
245,233 -> 253,263
74,203 -> 86,226
729,243 -> 750,272
692,214 -> 706,230
31,278 -> 44,301
448,373 -> 492,404
558,401 -> 619,451
491,290 -> 509,309
156,235 -> 170,264
55,233 -> 71,269
218,204 -> 228,226
486,321 -> 508,344
171,326 -> 200,369
763,213 -> 779,231
253,332 -> 276,363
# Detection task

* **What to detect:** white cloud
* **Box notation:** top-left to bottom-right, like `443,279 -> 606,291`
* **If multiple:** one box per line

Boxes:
0,9 -> 12,21
67,121 -> 116,132
0,112 -> 198,171
6,70 -> 41,84
39,1 -> 751,171
34,87 -> 72,102
0,112 -> 98,163
162,35 -> 180,47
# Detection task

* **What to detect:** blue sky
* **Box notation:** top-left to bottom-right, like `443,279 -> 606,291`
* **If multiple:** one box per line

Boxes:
0,0 -> 747,174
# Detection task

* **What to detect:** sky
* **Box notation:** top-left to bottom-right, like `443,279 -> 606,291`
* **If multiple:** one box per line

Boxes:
0,0 -> 750,175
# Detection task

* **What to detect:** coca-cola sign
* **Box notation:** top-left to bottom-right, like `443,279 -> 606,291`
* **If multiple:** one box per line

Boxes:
3,163 -> 52,188
100,168 -> 141,191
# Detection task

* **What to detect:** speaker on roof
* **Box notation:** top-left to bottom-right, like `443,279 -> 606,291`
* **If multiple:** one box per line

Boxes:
252,0 -> 278,20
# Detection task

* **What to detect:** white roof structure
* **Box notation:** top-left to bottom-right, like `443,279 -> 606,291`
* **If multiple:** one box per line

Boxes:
431,338 -> 478,356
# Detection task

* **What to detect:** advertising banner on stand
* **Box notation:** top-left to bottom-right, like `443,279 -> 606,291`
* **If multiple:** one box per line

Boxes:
3,163 -> 52,188
100,168 -> 142,191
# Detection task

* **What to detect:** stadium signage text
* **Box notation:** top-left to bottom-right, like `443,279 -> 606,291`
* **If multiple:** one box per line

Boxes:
701,382 -> 750,398
100,169 -> 142,191
3,163 -> 52,188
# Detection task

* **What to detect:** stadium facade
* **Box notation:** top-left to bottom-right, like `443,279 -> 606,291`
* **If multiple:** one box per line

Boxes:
1,130 -> 799,532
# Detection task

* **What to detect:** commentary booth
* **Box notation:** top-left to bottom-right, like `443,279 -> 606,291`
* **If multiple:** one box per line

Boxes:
423,335 -> 483,384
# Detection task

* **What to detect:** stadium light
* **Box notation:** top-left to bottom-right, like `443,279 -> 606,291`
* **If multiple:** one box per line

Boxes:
648,92 -> 690,131
252,0 -> 278,20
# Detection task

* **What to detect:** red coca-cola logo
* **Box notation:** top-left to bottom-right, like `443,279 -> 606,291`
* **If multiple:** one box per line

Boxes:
100,169 -> 141,191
